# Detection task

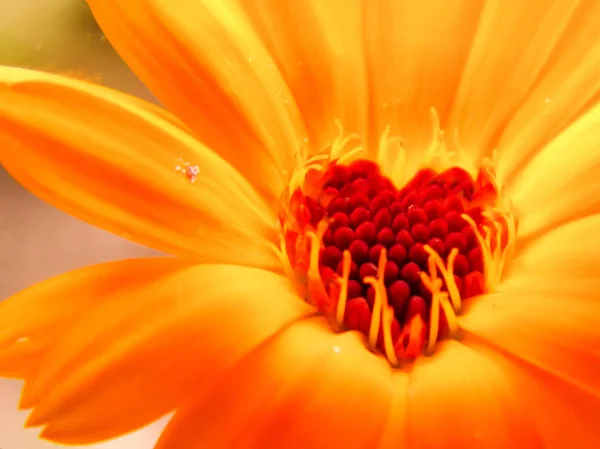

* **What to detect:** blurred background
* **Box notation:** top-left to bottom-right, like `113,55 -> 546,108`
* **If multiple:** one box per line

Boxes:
0,0 -> 166,447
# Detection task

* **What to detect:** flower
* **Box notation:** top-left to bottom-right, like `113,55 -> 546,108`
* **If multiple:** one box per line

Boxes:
1,0 -> 600,448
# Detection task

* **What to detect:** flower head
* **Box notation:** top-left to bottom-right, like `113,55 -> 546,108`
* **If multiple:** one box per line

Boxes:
1,1 -> 600,448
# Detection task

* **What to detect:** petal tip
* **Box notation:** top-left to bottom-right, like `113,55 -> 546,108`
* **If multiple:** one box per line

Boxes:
24,408 -> 47,428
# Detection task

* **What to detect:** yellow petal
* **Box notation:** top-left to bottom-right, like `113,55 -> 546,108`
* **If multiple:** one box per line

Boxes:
497,1 -> 600,180
460,214 -> 600,397
447,0 -> 583,162
155,317 -> 391,449
240,0 -> 370,149
20,263 -> 314,445
0,258 -> 183,379
406,341 -> 542,449
510,103 -> 600,238
503,214 -> 600,296
0,66 -> 280,269
87,0 -> 307,203
364,0 -> 483,159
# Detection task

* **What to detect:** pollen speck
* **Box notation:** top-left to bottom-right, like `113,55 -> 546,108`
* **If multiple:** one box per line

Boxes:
185,165 -> 200,183
175,159 -> 200,183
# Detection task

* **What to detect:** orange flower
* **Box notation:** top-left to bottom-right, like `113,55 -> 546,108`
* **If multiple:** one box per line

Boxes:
1,1 -> 600,448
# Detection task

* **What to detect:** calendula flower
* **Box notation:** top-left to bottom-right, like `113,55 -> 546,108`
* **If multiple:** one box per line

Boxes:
1,0 -> 600,448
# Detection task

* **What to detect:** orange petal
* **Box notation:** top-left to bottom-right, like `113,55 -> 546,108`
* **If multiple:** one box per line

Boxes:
87,0 -> 307,203
447,0 -> 585,162
405,341 -> 542,449
376,371 -> 410,449
15,262 -> 314,445
155,317 -> 391,449
461,292 -> 600,404
240,0 -> 370,149
469,341 -> 600,449
465,285 -> 600,357
496,1 -> 600,181
0,66 -> 280,269
0,258 -> 182,348
0,258 -> 183,380
510,103 -> 600,238
0,339 -> 46,379
364,1 -> 484,159
460,214 -> 600,398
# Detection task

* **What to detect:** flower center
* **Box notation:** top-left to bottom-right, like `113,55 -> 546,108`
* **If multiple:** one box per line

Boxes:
278,123 -> 515,367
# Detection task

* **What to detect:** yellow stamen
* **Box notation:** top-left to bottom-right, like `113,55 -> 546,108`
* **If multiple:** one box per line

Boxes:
338,146 -> 365,165
423,108 -> 442,165
438,292 -> 458,335
305,221 -> 330,310
272,238 -> 312,302
304,162 -> 326,172
403,314 -> 426,359
308,154 -> 330,164
375,262 -> 399,366
271,240 -> 296,285
422,107 -> 459,173
494,207 -> 517,276
423,245 -> 462,311
362,248 -> 400,365
492,220 -> 503,270
461,214 -> 495,288
380,294 -> 399,366
330,119 -> 361,159
420,256 -> 441,354
363,248 -> 388,351
419,253 -> 459,353
461,210 -> 516,293
377,125 -> 406,186
335,250 -> 352,330
377,126 -> 392,165
427,286 -> 440,355
292,232 -> 311,276
287,165 -> 311,192
363,275 -> 382,351
389,140 -> 405,187
483,225 -> 492,251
